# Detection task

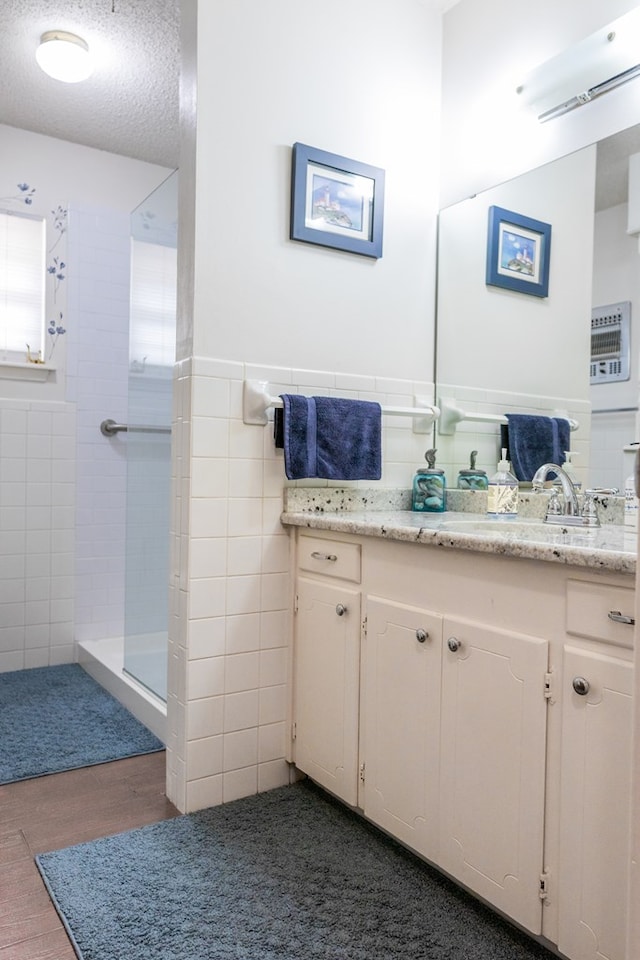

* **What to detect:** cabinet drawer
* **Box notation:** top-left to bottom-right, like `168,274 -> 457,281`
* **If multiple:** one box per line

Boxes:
566,579 -> 635,649
298,535 -> 361,583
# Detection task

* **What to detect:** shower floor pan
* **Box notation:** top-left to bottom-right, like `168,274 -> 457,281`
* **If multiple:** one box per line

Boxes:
77,636 -> 167,744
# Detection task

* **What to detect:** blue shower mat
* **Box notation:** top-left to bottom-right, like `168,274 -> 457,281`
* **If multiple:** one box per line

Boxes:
0,663 -> 163,784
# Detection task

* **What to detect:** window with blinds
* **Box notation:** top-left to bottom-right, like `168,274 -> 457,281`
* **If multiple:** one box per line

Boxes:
129,239 -> 177,369
0,210 -> 46,360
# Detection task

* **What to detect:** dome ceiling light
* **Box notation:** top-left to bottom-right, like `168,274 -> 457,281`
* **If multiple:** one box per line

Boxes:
35,30 -> 93,83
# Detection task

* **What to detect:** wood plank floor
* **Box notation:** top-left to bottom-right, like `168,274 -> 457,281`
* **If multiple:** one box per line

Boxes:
0,752 -> 179,959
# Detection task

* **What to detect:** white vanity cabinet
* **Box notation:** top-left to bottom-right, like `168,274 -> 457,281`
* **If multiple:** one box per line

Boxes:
557,580 -> 635,960
363,597 -> 443,861
438,616 -> 548,935
292,535 -> 362,806
289,528 -> 635,960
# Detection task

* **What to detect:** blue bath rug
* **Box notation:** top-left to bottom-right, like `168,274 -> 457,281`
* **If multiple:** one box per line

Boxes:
0,664 -> 163,784
36,780 -> 555,960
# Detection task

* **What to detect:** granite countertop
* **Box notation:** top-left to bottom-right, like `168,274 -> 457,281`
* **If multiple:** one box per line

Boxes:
281,488 -> 637,576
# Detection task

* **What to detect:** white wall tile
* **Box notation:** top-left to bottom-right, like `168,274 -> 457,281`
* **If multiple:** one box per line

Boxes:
258,722 -> 286,763
222,765 -> 257,803
186,774 -> 223,812
225,613 -> 260,655
259,684 -> 287,725
258,759 -> 291,792
226,537 -> 262,577
260,610 -> 289,649
223,690 -> 260,733
190,499 -> 228,538
225,651 -> 260,693
223,727 -> 258,770
187,735 -> 223,779
187,656 -> 225,699
260,648 -> 288,687
188,577 -> 226,620
189,538 -> 227,579
187,617 -> 226,659
226,574 -> 262,616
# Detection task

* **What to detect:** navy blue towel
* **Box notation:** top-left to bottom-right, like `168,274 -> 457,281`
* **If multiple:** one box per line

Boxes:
280,394 -> 382,481
505,413 -> 570,482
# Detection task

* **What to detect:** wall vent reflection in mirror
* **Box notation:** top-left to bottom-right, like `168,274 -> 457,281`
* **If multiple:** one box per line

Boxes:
590,301 -> 630,384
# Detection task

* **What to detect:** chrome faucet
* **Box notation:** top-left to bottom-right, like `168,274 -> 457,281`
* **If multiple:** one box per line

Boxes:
531,462 -> 583,524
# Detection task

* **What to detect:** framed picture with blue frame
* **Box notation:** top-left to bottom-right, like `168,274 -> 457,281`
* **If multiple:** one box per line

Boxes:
486,205 -> 551,298
290,142 -> 385,259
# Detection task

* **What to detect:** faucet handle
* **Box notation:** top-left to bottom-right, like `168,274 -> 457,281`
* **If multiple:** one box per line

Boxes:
584,487 -> 619,496
546,488 -> 563,516
581,490 -> 598,524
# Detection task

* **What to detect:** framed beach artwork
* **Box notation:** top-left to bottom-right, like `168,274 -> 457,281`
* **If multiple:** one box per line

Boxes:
290,143 -> 385,259
486,205 -> 551,298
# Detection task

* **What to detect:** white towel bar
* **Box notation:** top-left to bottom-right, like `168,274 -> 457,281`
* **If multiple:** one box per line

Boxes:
243,380 -> 440,435
438,396 -> 579,436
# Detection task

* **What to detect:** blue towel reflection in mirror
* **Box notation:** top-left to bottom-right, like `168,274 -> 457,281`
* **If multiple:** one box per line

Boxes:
505,413 -> 570,482
277,394 -> 382,481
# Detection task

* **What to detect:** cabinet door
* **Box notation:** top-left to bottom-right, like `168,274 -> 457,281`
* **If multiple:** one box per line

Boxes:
293,576 -> 361,806
439,616 -> 548,935
558,646 -> 633,960
363,597 -> 443,861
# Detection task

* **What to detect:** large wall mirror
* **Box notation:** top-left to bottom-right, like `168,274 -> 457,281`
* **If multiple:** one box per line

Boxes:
435,121 -> 640,493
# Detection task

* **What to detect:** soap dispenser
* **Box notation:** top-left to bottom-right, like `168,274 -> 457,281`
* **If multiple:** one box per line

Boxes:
412,448 -> 446,512
457,450 -> 488,491
487,448 -> 518,517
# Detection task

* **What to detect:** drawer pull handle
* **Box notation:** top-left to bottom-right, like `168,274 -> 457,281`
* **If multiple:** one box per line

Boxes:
572,676 -> 590,696
416,629 -> 429,644
447,637 -> 461,652
608,610 -> 635,626
335,604 -> 348,617
311,551 -> 338,562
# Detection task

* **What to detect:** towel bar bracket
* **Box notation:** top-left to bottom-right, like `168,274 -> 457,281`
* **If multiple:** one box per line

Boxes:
242,379 -> 439,434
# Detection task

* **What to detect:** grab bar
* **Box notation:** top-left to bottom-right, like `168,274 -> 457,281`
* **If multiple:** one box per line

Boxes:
100,419 -> 171,437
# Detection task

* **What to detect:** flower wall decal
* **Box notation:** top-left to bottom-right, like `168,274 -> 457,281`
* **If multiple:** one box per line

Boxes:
0,183 -> 36,205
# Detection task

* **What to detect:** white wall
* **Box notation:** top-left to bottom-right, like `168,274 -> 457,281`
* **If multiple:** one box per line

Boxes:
0,125 -> 170,670
187,0 -> 441,379
168,0 -> 443,813
441,0 -> 640,207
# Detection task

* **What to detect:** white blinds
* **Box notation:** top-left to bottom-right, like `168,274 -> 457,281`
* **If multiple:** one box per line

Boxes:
0,211 -> 46,359
129,239 -> 177,369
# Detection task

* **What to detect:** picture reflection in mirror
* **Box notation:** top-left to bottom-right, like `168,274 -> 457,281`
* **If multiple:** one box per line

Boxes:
435,123 -> 640,494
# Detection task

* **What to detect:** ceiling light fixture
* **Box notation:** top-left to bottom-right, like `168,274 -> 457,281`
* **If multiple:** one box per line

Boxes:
35,30 -> 93,83
516,6 -> 640,122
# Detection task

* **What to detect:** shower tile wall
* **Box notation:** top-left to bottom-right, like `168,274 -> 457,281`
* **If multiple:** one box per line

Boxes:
0,400 -> 75,671
67,205 -> 131,646
166,357 -> 436,812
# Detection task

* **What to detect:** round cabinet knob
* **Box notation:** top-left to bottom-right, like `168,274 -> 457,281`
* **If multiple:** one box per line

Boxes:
416,629 -> 428,644
335,604 -> 347,617
572,676 -> 590,696
447,637 -> 461,652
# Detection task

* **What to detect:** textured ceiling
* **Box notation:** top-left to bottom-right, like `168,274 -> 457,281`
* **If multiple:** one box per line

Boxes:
1,0 -> 633,203
0,0 -> 179,169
